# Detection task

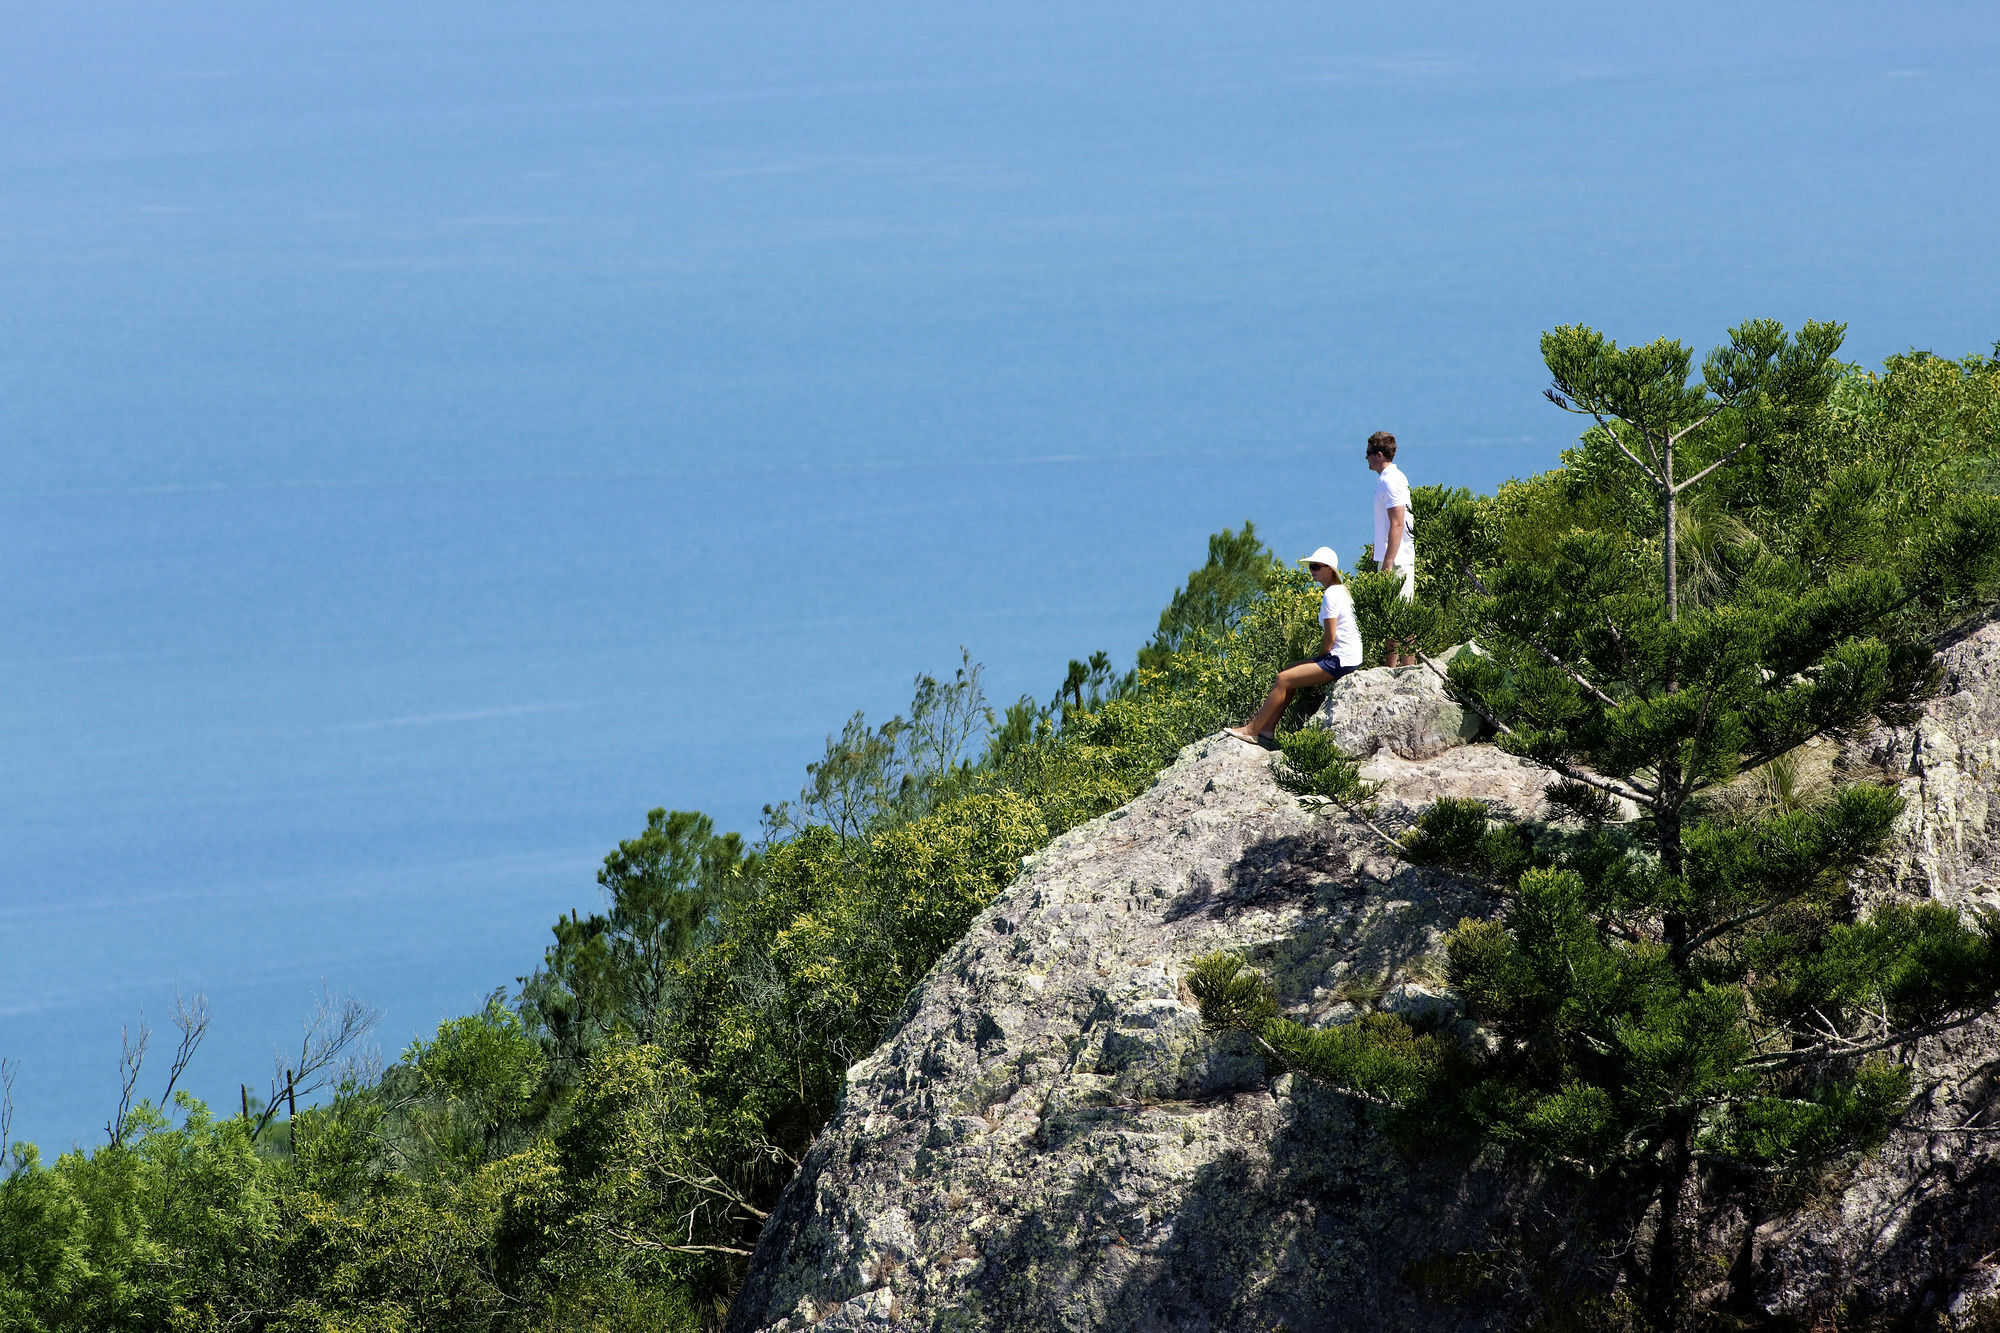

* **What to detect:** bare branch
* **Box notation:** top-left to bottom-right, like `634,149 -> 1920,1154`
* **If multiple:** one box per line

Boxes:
109,1016 -> 151,1146
160,991 -> 211,1105
1672,440 -> 1752,495
1533,750 -> 1652,807
253,1080 -> 286,1141
1745,1008 -> 1993,1070
1545,388 -> 1665,484
252,986 -> 381,1141
1630,420 -> 1666,479
658,1170 -> 772,1221
602,1227 -> 756,1258
1,1058 -> 16,1165
1520,633 -> 1621,709
1680,897 -> 1795,959
1450,556 -> 1492,598
1591,413 -> 1664,486
1598,917 -> 1645,945
1666,410 -> 1721,448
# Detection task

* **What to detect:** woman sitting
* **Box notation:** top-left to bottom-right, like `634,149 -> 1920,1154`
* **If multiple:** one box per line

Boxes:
1226,546 -> 1362,748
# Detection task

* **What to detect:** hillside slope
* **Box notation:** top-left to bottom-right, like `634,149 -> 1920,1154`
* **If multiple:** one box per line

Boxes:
730,623 -> 2000,1331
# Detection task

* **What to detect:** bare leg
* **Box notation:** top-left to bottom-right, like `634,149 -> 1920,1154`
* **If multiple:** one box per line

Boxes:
1227,663 -> 1334,741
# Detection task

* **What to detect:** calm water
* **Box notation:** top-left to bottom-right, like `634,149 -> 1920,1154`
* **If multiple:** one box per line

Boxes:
4,1 -> 1996,1153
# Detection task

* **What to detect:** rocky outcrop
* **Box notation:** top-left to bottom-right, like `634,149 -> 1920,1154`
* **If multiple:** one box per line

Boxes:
728,671 -> 1542,1333
1752,623 -> 2000,1325
730,624 -> 2000,1331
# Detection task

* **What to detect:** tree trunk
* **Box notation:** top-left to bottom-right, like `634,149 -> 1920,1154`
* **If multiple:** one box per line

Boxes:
1647,1114 -> 1694,1332
1656,793 -> 1684,879
1726,1194 -> 1765,1316
1663,439 -> 1678,624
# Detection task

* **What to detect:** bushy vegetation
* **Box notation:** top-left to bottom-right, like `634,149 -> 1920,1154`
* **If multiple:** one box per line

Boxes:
1193,327 -> 2000,1330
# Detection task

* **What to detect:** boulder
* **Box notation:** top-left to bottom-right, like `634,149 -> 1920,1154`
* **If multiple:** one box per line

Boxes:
1359,744 -> 1550,823
1309,648 -> 1483,761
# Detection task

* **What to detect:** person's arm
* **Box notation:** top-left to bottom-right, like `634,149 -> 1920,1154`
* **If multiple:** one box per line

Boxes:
1382,505 -> 1406,568
1320,613 -> 1338,657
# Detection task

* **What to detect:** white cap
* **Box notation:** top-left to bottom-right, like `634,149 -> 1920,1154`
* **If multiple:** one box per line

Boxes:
1299,546 -> 1340,569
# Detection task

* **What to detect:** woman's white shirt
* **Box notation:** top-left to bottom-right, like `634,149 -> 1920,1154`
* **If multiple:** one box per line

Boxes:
1319,583 -> 1364,667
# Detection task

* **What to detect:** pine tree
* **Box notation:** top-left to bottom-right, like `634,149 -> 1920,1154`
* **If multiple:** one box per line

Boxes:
521,807 -> 747,1076
1196,322 -> 2000,1329
1137,522 -> 1279,670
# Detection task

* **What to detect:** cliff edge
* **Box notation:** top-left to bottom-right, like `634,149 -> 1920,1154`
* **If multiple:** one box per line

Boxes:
730,622 -> 2000,1331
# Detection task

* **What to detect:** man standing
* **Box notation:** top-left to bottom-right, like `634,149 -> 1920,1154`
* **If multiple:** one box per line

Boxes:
1367,430 -> 1417,667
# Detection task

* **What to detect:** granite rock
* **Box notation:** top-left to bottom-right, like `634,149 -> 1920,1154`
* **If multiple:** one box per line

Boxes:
1310,651 -> 1483,762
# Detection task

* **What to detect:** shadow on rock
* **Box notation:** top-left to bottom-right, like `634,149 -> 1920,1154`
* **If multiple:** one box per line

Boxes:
1165,829 -> 1360,924
962,1073 -> 1531,1333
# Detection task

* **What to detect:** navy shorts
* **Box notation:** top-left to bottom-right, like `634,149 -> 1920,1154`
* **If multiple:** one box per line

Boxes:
1307,656 -> 1357,681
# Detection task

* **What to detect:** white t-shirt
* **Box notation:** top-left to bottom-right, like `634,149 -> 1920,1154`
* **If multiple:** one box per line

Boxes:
1373,462 -> 1416,570
1319,583 -> 1364,668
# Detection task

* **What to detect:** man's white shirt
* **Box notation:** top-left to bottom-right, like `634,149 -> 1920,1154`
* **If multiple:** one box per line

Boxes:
1373,462 -> 1416,570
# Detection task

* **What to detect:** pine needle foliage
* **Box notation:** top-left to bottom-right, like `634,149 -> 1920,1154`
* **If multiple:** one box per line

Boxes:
1187,954 -> 1457,1109
1185,953 -> 1279,1033
1272,729 -> 1378,810
1398,797 -> 1539,886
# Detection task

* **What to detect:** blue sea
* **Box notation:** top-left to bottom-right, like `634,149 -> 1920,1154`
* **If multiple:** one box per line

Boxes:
4,1 -> 1996,1155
